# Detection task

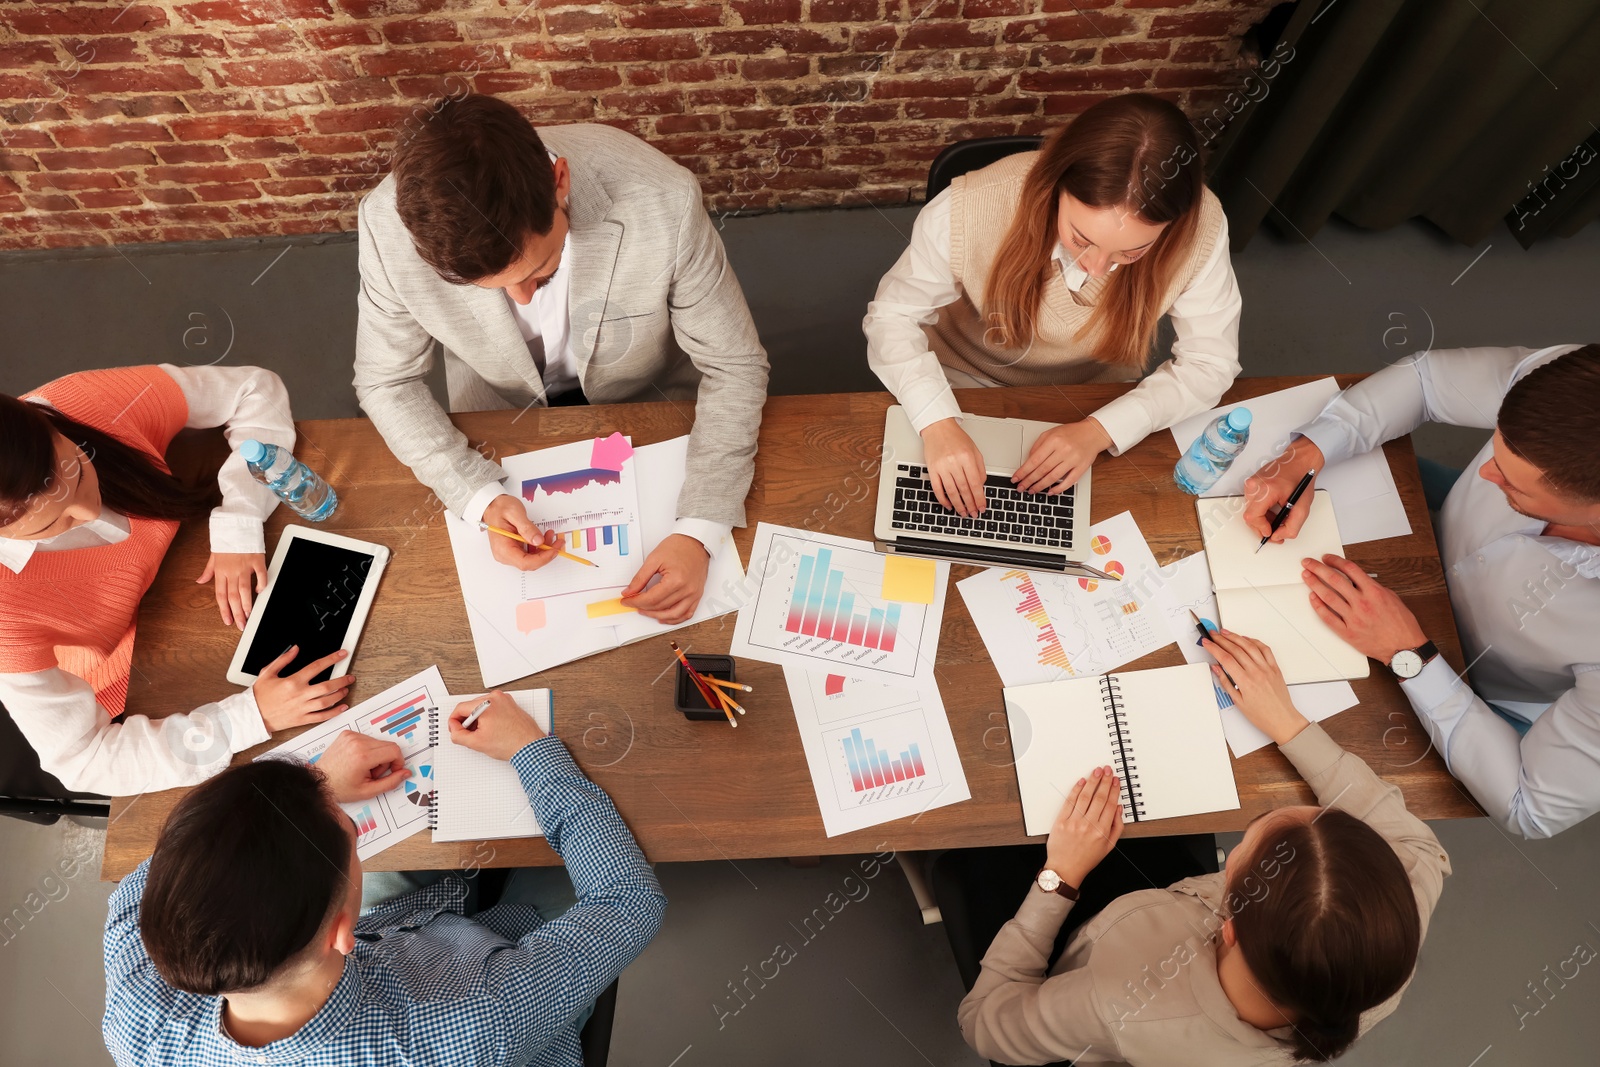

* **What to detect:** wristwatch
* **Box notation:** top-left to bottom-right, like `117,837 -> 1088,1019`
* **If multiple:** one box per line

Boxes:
1388,640 -> 1438,680
1035,868 -> 1080,900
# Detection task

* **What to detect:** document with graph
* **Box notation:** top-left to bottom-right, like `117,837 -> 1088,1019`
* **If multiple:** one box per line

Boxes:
258,666 -> 447,860
783,668 -> 969,837
731,524 -> 949,687
957,511 -> 1176,686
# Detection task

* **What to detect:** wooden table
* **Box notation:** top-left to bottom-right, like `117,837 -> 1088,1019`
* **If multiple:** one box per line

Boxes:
102,378 -> 1481,879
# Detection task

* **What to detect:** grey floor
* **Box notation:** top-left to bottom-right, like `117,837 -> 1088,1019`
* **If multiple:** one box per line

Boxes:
3,208 -> 1599,1066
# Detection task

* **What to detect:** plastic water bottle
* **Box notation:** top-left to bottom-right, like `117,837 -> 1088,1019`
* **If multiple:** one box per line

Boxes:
241,439 -> 338,522
1173,408 -> 1252,495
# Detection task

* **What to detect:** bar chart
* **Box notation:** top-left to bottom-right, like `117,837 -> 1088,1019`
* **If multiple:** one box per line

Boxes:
823,710 -> 940,807
558,522 -> 629,555
352,804 -> 378,838
365,688 -> 430,757
784,548 -> 902,651
1001,570 -> 1075,676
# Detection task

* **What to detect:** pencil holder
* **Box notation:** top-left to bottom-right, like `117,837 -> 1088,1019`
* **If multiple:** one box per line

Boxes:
675,654 -> 737,721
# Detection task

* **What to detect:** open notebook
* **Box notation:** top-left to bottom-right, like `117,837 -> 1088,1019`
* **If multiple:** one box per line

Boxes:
1003,663 -> 1239,834
427,690 -> 554,842
1197,490 -> 1370,685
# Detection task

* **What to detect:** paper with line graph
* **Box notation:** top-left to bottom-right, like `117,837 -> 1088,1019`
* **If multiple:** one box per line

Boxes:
958,512 -> 1175,686
258,666 -> 447,860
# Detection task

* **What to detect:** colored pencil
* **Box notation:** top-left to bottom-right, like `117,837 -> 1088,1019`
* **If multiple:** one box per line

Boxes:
670,642 -> 737,726
478,523 -> 596,567
700,676 -> 753,693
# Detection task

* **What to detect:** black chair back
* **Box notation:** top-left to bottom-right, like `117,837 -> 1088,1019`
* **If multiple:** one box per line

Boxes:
580,978 -> 619,1067
0,699 -> 109,823
925,135 -> 1045,200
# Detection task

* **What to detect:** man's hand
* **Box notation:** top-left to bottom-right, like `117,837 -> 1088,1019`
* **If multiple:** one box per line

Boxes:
197,552 -> 268,630
1013,418 -> 1111,495
482,494 -> 559,573
1242,436 -> 1324,544
316,731 -> 410,804
621,533 -> 709,624
1045,765 -> 1124,889
447,690 -> 545,762
1202,629 -> 1309,746
1302,554 -> 1427,663
253,646 -> 356,733
920,418 -> 988,516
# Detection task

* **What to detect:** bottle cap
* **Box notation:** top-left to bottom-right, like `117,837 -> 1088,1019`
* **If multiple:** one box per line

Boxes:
1225,408 -> 1252,431
240,439 -> 267,464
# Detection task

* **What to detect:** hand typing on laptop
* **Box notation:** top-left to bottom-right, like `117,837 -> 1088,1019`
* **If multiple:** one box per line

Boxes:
1011,417 -> 1112,495
920,418 -> 989,515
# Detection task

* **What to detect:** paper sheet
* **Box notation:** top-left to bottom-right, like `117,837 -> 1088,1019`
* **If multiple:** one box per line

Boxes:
258,667 -> 448,860
730,524 -> 949,687
1168,378 -> 1412,545
783,668 -> 970,837
957,511 -> 1176,685
1155,552 -> 1359,757
431,689 -> 553,842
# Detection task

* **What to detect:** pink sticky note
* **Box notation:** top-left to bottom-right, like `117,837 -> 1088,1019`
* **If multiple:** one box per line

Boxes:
590,431 -> 634,473
515,600 -> 547,634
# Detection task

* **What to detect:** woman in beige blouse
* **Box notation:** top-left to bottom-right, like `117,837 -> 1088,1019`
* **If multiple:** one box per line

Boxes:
865,92 -> 1242,516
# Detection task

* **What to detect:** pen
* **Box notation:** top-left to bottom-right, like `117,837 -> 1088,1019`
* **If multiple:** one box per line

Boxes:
1256,469 -> 1315,553
478,523 -> 597,567
460,698 -> 492,729
1190,609 -> 1238,690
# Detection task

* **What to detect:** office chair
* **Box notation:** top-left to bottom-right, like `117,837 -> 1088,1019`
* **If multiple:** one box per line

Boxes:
0,702 -> 110,824
925,135 -> 1045,201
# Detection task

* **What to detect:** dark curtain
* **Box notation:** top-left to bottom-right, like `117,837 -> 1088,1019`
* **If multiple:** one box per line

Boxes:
1207,0 -> 1600,249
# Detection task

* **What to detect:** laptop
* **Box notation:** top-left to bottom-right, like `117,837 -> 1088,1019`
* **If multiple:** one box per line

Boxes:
873,406 -> 1114,580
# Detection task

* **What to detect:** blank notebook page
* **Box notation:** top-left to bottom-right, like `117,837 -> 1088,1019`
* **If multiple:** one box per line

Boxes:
431,690 -> 554,842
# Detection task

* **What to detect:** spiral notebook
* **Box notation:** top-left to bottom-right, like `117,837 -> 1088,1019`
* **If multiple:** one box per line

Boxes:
426,690 -> 554,843
1003,663 -> 1239,834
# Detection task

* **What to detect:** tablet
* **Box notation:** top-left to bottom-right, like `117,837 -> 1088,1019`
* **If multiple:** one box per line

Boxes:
226,526 -> 391,688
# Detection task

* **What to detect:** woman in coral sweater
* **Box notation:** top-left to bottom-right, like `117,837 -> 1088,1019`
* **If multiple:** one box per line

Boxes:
0,364 -> 354,796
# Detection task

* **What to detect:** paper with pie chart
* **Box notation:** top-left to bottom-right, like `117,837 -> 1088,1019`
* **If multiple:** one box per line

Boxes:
957,511 -> 1176,686
782,667 -> 970,837
259,666 -> 447,860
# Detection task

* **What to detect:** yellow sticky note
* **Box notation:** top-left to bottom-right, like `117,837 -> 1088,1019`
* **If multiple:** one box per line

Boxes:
586,597 -> 638,619
881,555 -> 937,604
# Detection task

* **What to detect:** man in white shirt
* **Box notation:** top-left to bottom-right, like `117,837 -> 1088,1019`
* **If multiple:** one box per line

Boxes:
1244,344 -> 1600,838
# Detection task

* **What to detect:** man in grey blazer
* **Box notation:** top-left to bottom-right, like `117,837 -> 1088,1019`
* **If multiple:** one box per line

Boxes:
354,94 -> 768,622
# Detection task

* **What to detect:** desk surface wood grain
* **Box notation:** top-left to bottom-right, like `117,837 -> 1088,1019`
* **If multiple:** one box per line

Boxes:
102,379 -> 1481,880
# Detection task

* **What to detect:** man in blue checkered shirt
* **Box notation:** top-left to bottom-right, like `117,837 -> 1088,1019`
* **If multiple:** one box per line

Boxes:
102,690 -> 666,1066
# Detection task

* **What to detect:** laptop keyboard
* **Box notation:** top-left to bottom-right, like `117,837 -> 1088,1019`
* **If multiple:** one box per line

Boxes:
889,464 -> 1075,549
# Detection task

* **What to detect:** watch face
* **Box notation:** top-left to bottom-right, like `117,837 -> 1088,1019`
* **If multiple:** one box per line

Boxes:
1391,649 -> 1423,678
1037,869 -> 1061,892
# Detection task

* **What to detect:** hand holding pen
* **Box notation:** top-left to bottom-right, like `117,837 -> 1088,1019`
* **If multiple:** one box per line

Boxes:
1256,469 -> 1315,553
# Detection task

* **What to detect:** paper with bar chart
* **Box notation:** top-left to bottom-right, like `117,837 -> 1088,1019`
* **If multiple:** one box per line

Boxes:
958,512 -> 1175,686
783,667 -> 969,836
259,666 -> 448,860
732,524 -> 949,686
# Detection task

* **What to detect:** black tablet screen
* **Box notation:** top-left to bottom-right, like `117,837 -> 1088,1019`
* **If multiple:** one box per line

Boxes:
242,538 -> 375,683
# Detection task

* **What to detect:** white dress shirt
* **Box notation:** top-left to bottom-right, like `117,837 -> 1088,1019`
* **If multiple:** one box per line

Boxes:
863,185 -> 1243,452
0,363 -> 294,795
1298,344 -> 1599,838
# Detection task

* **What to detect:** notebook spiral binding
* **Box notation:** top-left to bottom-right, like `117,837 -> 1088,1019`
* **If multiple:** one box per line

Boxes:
426,707 -> 440,830
1099,675 -> 1146,821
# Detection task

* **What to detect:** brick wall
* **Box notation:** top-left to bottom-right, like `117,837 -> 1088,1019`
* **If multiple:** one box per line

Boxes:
0,0 -> 1279,252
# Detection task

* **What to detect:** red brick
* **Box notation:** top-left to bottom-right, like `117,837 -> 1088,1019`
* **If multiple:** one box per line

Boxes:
975,96 -> 1042,116
383,18 -> 462,44
1149,12 -> 1245,38
627,68 -> 666,86
550,67 -> 622,91
0,41 -> 59,65
116,96 -> 193,119
707,28 -> 847,55
1041,92 -> 1119,115
512,98 -> 596,123
180,91 -> 258,113
545,10 -> 614,35
733,0 -> 802,24
53,122 -> 172,148
155,143 -> 230,164
817,54 -> 885,76
361,45 -> 507,77
870,76 -> 995,99
651,133 -> 747,156
306,25 -> 382,48
472,72 -> 546,94
194,182 -> 262,201
591,34 -> 702,63
216,57 -> 356,87
764,81 -> 868,106
902,21 -> 996,49
664,60 -> 734,82
24,194 -> 82,212
726,109 -> 786,130
335,0 -> 451,16
1153,67 -> 1231,89
147,33 -> 228,58
260,178 -> 330,196
741,56 -> 811,79
0,153 -> 42,172
687,87 -> 759,107
272,155 -> 383,177
230,139 -> 300,159
598,90 -> 685,115
1107,40 -> 1173,63
0,128 -> 56,150
327,77 -> 398,104
656,113 -> 721,134
36,147 -> 158,170
1123,0 -> 1196,6
305,103 -> 412,133
810,0 -> 881,21
177,0 -> 333,25
25,171 -> 124,192
297,133 -> 372,155
509,40 -> 590,64
1003,15 -> 1135,43
4,5 -> 170,36
1172,39 -> 1235,63
61,36 -> 143,64
224,28 -> 303,55
619,5 -> 724,29
1019,68 -> 1151,92
0,194 -> 30,213
54,65 -> 204,95
146,162 -> 270,183
903,98 -> 970,119
963,0 -> 1024,16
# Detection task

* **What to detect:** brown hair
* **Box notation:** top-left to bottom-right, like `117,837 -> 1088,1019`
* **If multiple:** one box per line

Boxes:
1229,810 -> 1421,1062
984,93 -> 1205,368
390,93 -> 559,284
0,393 -> 215,530
1496,343 -> 1600,501
141,759 -> 352,994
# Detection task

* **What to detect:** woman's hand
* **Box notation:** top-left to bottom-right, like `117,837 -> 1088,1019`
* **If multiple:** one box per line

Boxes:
482,494 -> 559,573
1202,629 -> 1309,746
919,418 -> 988,516
1012,418 -> 1111,494
1045,764 -> 1125,889
253,646 -> 356,733
197,552 -> 268,630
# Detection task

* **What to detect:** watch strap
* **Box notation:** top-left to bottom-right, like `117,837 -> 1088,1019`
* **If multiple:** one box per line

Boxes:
1055,879 -> 1080,901
1415,640 -> 1438,663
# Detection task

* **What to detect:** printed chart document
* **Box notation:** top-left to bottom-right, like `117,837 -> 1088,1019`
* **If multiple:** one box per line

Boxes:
260,666 -> 447,860
958,511 -> 1175,685
445,435 -> 746,687
429,690 -> 554,842
1004,663 -> 1240,833
1199,491 -> 1371,685
1168,377 -> 1411,545
731,524 -> 948,687
782,668 -> 969,837
1158,551 -> 1359,756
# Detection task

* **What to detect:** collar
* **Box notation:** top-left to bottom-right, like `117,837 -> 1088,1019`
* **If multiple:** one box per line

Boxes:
1049,242 -> 1120,294
0,510 -> 131,574
211,954 -> 363,1064
1531,532 -> 1600,579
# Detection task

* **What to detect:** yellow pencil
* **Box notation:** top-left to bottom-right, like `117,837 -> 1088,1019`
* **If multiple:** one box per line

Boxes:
670,642 -> 739,726
700,676 -> 753,694
479,523 -> 597,567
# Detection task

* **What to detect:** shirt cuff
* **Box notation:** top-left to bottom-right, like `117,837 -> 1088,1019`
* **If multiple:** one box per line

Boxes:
1400,655 -> 1463,718
1085,397 -> 1148,457
510,734 -> 579,797
221,687 -> 271,752
1276,721 -> 1343,782
1296,418 -> 1357,468
208,512 -> 267,556
461,480 -> 510,526
903,388 -> 965,435
670,517 -> 731,553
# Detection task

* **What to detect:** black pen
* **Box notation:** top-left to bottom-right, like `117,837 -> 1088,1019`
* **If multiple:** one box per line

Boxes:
1256,469 -> 1315,553
1190,610 -> 1238,689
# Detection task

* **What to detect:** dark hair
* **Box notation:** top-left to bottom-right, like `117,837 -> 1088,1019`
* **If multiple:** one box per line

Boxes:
391,93 -> 558,283
0,393 -> 215,529
141,759 -> 353,995
986,92 -> 1204,367
1229,810 -> 1421,1062
1496,343 -> 1600,502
